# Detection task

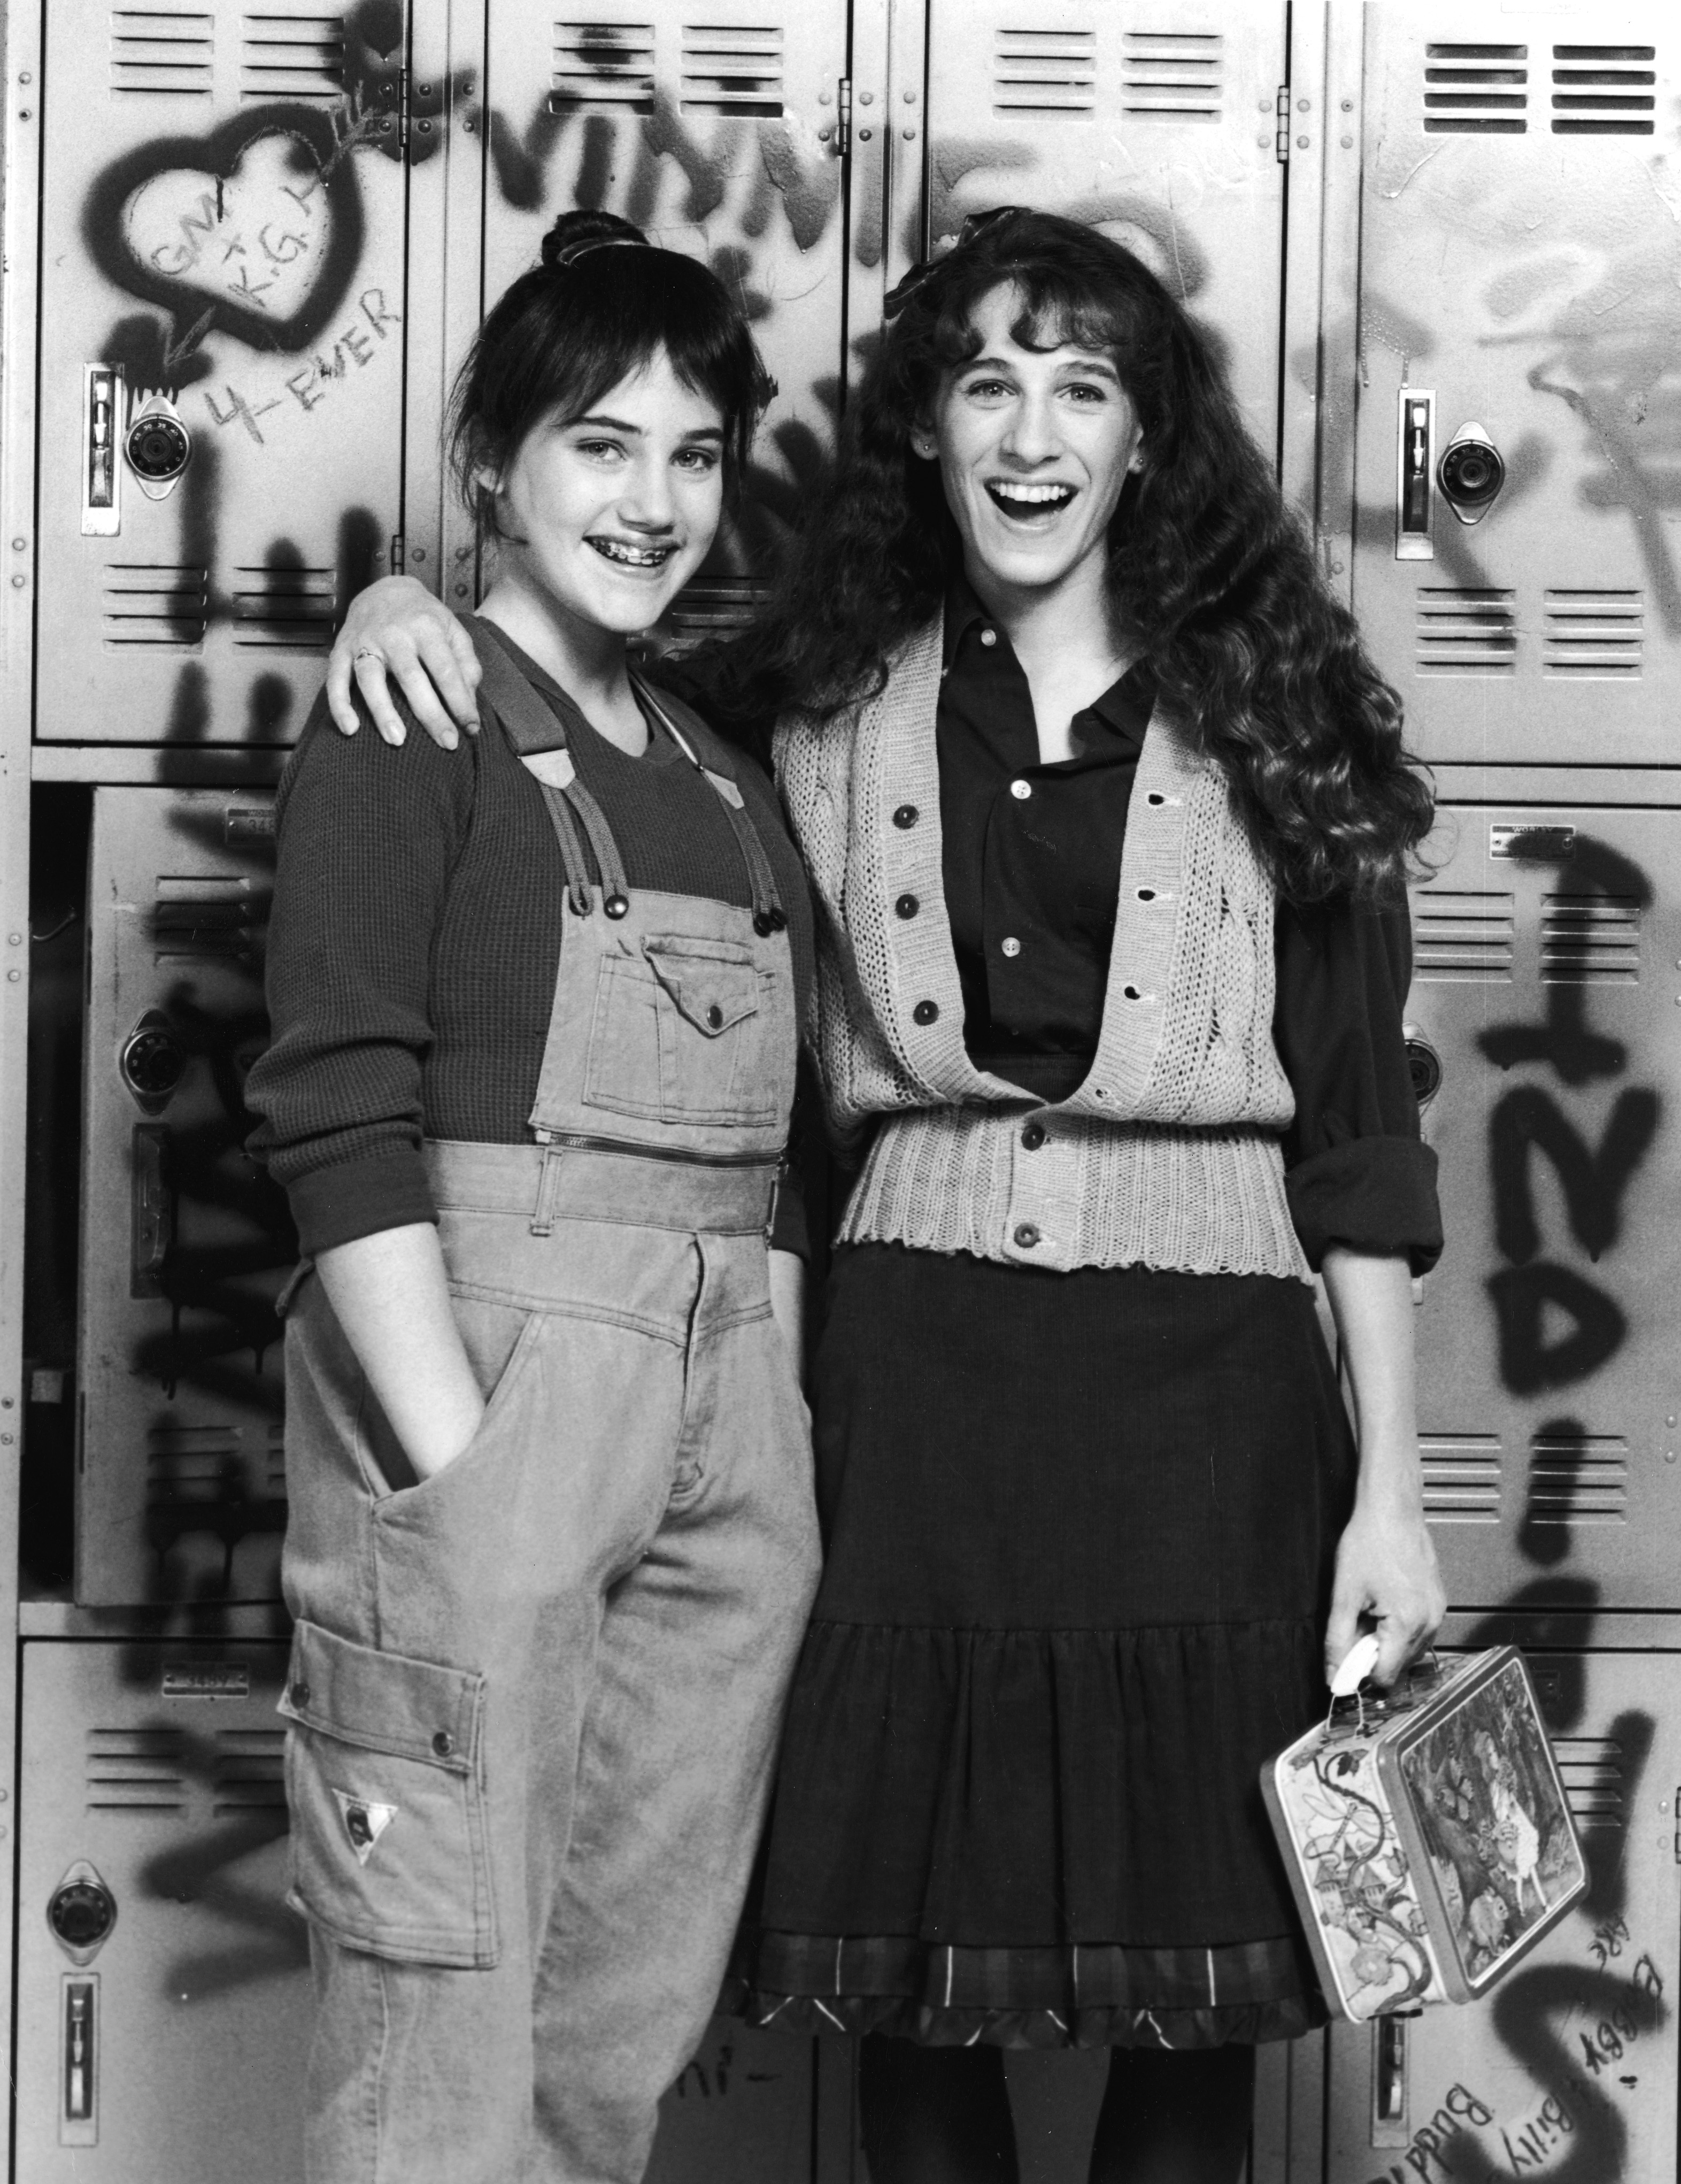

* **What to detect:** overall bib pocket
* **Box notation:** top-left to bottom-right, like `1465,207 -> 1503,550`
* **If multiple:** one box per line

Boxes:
583,935 -> 781,1127
280,1619 -> 498,1968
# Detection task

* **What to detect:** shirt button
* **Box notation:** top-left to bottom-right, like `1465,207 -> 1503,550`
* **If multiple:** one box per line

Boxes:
1013,1223 -> 1040,1249
895,893 -> 919,919
432,1731 -> 455,1759
289,1681 -> 310,1710
1000,936 -> 1021,958
1021,1122 -> 1046,1151
893,804 -> 919,829
913,999 -> 939,1025
1010,779 -> 1032,800
980,628 -> 998,648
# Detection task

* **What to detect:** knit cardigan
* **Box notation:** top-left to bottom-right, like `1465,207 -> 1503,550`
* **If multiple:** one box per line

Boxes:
774,619 -> 1313,1282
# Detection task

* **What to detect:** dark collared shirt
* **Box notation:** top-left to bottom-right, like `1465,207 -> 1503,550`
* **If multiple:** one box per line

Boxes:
936,583 -> 1442,1271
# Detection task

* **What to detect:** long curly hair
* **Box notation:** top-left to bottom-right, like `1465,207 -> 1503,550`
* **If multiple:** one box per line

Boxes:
715,210 -> 1431,905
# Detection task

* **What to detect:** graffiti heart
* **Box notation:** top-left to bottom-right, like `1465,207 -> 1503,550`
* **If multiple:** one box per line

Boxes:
83,107 -> 367,354
124,132 -> 333,333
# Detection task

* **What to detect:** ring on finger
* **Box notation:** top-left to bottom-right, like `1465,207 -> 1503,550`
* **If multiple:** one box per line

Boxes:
352,647 -> 383,668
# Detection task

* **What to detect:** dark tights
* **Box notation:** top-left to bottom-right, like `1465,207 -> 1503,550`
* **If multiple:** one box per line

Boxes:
859,2036 -> 1255,2184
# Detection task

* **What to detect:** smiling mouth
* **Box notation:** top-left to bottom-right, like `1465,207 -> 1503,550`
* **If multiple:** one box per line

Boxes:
985,481 -> 1077,522
587,536 -> 677,569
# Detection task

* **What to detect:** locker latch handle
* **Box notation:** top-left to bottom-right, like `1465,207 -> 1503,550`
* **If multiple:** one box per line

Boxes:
132,1123 -> 175,1299
60,1977 -> 99,2145
1395,389 -> 1435,562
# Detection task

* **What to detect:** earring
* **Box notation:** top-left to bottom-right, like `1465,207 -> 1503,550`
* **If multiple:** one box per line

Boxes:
912,435 -> 937,459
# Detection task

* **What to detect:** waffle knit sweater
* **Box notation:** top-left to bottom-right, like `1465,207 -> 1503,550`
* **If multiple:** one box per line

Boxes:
774,619 -> 1313,1282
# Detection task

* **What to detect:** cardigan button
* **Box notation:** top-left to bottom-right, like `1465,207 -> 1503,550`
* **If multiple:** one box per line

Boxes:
893,804 -> 919,829
913,999 -> 939,1026
1013,1223 -> 1040,1249
1020,1122 -> 1046,1151
895,893 -> 919,919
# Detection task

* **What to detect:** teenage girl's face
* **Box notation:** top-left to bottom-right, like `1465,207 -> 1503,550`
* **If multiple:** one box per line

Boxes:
920,283 -> 1144,603
488,348 -> 724,637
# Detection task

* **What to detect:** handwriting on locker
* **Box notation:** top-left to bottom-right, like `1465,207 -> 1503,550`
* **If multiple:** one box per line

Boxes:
200,289 -> 403,449
1480,837 -> 1657,1402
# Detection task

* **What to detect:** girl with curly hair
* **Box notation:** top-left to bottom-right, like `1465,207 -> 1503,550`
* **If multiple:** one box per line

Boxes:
327,206 -> 1445,2184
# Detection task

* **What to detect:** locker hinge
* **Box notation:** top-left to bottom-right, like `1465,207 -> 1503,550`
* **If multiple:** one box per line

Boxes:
837,78 -> 852,158
396,64 -> 410,151
389,534 -> 406,574
1275,83 -> 1291,163
1674,1790 -> 1680,1862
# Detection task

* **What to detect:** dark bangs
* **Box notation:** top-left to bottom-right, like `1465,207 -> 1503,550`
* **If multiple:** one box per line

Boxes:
447,238 -> 770,515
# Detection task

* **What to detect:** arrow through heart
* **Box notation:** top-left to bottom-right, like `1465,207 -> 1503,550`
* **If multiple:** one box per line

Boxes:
84,107 -> 366,355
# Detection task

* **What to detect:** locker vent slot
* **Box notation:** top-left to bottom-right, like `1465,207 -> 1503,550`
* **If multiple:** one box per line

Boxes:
214,1728 -> 288,1813
681,22 -> 784,116
666,580 -> 763,652
1553,1736 -> 1624,1827
1541,896 -> 1640,985
111,8 -> 214,96
550,21 -> 656,111
148,1427 -> 247,1488
1413,890 -> 1515,982
152,879 -> 255,960
1120,30 -> 1222,120
1544,589 -> 1643,676
1552,45 -> 1655,133
241,12 -> 344,101
103,564 -> 209,648
1420,1436 -> 1501,1521
1528,1434 -> 1629,1522
1416,587 -> 1517,674
1423,42 -> 1528,132
992,27 -> 1096,115
86,1729 -> 187,1813
233,564 -> 336,648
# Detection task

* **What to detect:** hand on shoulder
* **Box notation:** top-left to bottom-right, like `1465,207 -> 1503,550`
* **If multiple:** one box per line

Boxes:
326,576 -> 482,750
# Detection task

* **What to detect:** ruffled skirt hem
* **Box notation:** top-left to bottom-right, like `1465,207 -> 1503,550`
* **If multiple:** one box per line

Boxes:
726,1931 -> 1325,2051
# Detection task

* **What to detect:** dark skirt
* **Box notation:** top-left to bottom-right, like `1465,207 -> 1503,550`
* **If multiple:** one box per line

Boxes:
729,1240 -> 1357,2050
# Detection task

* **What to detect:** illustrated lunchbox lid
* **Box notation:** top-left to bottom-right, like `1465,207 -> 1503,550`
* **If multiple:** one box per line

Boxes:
1379,1647 -> 1586,2000
1262,1646 -> 1588,2019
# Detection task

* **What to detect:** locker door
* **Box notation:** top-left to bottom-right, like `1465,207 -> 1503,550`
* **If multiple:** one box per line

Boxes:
78,789 -> 293,1607
1325,1650 -> 1681,2184
1406,804 -> 1681,1609
476,0 -> 850,639
921,0 -> 1288,452
1348,5 -> 1681,765
14,1641 -> 310,2181
35,0 -> 410,744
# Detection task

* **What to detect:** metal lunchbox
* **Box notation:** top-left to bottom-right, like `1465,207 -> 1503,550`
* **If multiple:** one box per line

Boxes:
1261,1644 -> 1587,2021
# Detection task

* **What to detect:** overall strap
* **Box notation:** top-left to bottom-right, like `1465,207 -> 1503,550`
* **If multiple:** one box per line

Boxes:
474,635 -> 632,917
632,675 -> 787,936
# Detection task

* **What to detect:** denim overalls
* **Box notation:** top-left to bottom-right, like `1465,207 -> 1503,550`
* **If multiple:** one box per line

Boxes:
276,635 -> 821,2184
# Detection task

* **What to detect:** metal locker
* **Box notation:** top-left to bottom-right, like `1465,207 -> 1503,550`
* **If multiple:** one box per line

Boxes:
78,788 -> 294,1607
920,0 -> 1289,451
14,1638 -> 822,2181
475,0 -> 851,638
1324,1648 -> 1681,2184
1345,5 -> 1681,765
35,0 -> 410,744
1406,799 -> 1681,1610
15,1640 -> 311,2181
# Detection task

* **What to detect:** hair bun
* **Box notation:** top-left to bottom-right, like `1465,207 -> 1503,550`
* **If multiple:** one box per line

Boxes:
540,209 -> 649,272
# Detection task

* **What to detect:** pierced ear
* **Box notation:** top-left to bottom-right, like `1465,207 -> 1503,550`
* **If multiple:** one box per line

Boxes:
1128,441 -> 1146,475
909,430 -> 939,462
